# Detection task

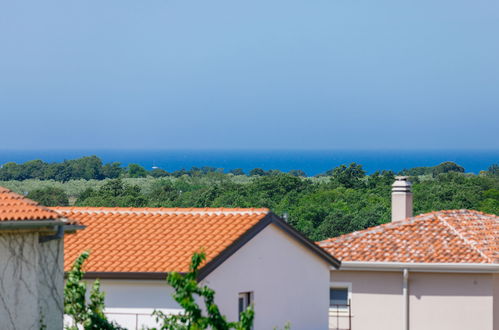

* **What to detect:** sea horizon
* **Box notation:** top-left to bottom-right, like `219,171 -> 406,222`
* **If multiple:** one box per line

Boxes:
0,149 -> 497,176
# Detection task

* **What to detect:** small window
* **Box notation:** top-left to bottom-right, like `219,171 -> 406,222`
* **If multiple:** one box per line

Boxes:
330,287 -> 349,307
238,292 -> 253,320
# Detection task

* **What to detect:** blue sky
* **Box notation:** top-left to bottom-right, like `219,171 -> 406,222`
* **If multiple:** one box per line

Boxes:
1,0 -> 498,150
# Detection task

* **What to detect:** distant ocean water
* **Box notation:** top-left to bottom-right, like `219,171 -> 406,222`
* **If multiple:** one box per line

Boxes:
0,150 -> 498,176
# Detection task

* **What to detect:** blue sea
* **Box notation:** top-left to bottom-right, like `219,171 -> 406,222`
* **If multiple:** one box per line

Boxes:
0,150 -> 497,176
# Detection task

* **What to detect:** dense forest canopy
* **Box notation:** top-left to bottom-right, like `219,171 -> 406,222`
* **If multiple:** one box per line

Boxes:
1,157 -> 498,241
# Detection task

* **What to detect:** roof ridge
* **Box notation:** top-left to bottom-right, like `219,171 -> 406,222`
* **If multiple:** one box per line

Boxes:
319,209 -> 498,245
319,212 -> 438,245
436,213 -> 494,263
51,207 -> 269,216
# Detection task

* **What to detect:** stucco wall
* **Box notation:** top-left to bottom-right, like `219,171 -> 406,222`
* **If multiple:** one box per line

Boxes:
0,232 -> 65,330
96,223 -> 331,330
97,279 -> 181,329
204,223 -> 331,330
330,270 -> 403,330
38,237 -> 65,330
491,274 -> 499,330
0,232 -> 41,330
331,270 -> 496,330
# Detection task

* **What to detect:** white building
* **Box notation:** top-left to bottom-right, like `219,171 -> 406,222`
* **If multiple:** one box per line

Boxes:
0,187 -> 82,330
319,177 -> 499,330
57,207 -> 340,330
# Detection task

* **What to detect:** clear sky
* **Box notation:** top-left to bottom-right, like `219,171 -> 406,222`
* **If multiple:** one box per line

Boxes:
1,0 -> 498,150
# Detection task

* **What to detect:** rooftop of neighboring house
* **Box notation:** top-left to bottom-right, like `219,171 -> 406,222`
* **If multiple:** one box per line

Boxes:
0,186 -> 65,222
53,207 -> 340,279
318,209 -> 499,264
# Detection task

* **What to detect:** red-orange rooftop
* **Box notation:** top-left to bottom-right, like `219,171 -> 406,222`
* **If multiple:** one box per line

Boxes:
53,207 -> 271,274
318,210 -> 499,264
0,187 -> 63,221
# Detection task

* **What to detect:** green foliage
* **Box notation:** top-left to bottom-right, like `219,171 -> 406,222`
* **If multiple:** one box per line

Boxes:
152,252 -> 254,330
399,161 -> 465,177
2,159 -> 499,241
0,156 -> 125,182
64,252 -> 125,330
289,169 -> 306,177
326,163 -> 366,189
487,164 -> 499,176
229,168 -> 245,176
27,187 -> 69,206
76,179 -> 147,207
150,168 -> 170,178
249,168 -> 267,176
127,164 -> 148,178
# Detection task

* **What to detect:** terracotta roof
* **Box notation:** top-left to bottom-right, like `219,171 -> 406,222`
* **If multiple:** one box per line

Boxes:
57,207 -> 339,277
55,207 -> 262,274
0,186 -> 63,221
318,210 -> 499,264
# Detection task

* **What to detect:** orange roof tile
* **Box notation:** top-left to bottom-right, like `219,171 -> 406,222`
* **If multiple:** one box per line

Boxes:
56,207 -> 271,274
318,210 -> 499,264
0,186 -> 63,221
57,207 -> 340,277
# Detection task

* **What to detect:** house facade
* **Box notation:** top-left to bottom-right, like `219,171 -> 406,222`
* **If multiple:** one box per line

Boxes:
0,187 -> 82,330
58,207 -> 340,330
319,177 -> 499,330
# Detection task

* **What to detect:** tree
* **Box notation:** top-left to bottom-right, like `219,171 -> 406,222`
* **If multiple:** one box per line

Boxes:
432,162 -> 465,176
27,187 -> 69,206
249,168 -> 267,176
150,168 -> 170,178
327,163 -> 366,189
127,164 -> 148,178
229,168 -> 245,176
152,252 -> 254,330
289,169 -> 306,177
64,251 -> 124,330
487,164 -> 499,177
102,162 -> 124,179
76,179 -> 148,207
69,156 -> 104,180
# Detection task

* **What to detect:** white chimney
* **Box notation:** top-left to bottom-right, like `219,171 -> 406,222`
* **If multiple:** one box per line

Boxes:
391,176 -> 413,222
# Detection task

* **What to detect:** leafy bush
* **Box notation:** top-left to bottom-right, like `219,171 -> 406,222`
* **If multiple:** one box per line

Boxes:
64,251 -> 125,330
152,252 -> 254,330
27,187 -> 69,206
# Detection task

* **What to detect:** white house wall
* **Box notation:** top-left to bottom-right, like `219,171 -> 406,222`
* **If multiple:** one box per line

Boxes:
331,270 -> 496,330
0,232 -> 41,330
38,237 -> 65,330
96,223 -> 331,330
203,223 -> 331,330
95,280 -> 181,329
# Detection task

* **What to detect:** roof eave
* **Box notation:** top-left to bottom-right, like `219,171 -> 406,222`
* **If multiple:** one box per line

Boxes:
336,261 -> 499,273
76,272 -> 171,280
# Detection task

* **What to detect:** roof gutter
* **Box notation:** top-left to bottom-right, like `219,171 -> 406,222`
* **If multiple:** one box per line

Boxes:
0,219 -> 84,235
336,261 -> 499,273
0,220 -> 65,230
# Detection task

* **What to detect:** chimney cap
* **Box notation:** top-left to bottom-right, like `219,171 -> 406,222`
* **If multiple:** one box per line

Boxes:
392,176 -> 412,192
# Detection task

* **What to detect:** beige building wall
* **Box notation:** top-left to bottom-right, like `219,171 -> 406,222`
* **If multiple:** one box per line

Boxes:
331,270 -> 496,330
494,274 -> 499,330
330,271 -> 404,330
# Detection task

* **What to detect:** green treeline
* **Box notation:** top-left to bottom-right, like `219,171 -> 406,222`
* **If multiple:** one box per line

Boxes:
0,155 -> 306,181
1,157 -> 497,241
